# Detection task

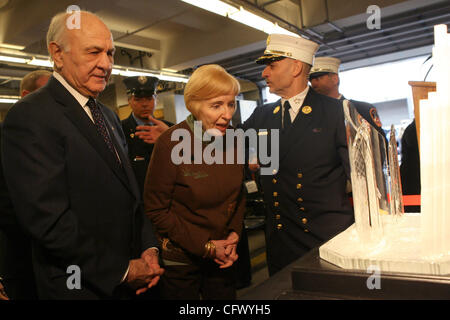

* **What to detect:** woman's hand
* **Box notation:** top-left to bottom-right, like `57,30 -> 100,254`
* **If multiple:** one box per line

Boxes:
211,232 -> 239,268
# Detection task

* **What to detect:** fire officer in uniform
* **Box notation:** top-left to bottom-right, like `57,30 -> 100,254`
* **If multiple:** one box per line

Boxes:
122,76 -> 173,193
241,34 -> 354,276
309,57 -> 387,144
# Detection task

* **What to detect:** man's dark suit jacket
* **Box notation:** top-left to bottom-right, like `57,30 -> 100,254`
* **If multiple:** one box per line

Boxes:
241,88 -> 354,275
121,115 -> 172,193
1,76 -> 158,299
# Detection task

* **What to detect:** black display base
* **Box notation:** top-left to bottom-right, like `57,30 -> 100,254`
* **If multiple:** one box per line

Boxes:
239,248 -> 450,300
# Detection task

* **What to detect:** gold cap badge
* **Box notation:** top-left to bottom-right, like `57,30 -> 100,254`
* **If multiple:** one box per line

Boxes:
137,76 -> 148,84
273,106 -> 280,114
302,106 -> 312,114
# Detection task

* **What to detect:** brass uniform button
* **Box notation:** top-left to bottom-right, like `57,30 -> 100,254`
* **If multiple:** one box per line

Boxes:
296,184 -> 302,189
272,178 -> 277,184
297,197 -> 303,203
273,192 -> 278,197
298,173 -> 303,178
302,218 -> 308,224
275,214 -> 281,220
300,207 -> 305,211
304,229 -> 309,233
277,224 -> 283,230
274,202 -> 279,207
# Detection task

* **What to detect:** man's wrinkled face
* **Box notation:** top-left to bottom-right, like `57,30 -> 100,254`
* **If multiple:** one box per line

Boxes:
129,95 -> 156,122
54,14 -> 115,98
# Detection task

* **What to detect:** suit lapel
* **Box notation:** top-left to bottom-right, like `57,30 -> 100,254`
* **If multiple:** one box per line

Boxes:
279,88 -> 318,163
47,77 -> 134,196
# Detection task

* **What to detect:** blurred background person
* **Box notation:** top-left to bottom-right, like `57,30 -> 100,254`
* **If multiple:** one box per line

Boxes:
400,119 -> 420,212
144,64 -> 246,300
122,76 -> 173,193
19,70 -> 52,98
0,70 -> 50,300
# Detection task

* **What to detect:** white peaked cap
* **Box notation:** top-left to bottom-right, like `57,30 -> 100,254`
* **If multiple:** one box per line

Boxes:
310,56 -> 341,75
256,33 -> 320,65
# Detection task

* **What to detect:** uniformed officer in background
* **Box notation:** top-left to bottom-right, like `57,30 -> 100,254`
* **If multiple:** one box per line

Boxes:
241,34 -> 354,276
122,76 -> 173,193
309,57 -> 387,144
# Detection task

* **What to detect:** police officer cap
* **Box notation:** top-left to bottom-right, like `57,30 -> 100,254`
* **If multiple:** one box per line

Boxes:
309,57 -> 341,80
123,76 -> 159,97
256,33 -> 319,65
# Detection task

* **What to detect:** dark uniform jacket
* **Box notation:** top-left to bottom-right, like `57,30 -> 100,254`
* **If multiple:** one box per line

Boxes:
241,88 -> 354,275
1,77 -> 158,299
340,96 -> 387,146
122,114 -> 172,193
144,121 -> 246,262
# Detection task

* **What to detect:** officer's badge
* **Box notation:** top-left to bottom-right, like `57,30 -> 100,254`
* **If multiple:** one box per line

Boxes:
369,108 -> 382,127
273,106 -> 280,114
302,106 -> 312,114
137,76 -> 147,84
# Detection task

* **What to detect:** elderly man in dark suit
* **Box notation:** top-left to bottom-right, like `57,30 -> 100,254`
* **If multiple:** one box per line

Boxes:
241,34 -> 354,276
1,10 -> 163,299
121,76 -> 173,193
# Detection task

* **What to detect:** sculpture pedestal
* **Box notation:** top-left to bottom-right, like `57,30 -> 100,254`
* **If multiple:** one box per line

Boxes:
319,214 -> 450,276
291,248 -> 450,299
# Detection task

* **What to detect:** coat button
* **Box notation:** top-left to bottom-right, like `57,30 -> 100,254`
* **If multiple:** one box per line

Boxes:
273,192 -> 278,197
302,218 -> 308,224
304,229 -> 309,233
296,184 -> 302,189
275,214 -> 281,220
298,173 -> 303,178
277,224 -> 283,230
274,202 -> 279,207
300,207 -> 305,211
297,197 -> 303,203
272,178 -> 277,184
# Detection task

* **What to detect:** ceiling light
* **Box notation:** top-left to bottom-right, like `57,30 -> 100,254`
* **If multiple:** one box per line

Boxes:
28,57 -> 53,67
0,96 -> 20,104
181,1 -> 297,36
181,0 -> 238,17
0,43 -> 26,50
0,55 -> 30,64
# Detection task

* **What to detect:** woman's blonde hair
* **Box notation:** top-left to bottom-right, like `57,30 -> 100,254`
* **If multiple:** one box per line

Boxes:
184,64 -> 240,115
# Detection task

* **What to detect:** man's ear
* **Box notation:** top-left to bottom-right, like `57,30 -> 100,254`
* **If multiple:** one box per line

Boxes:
292,60 -> 303,77
48,42 -> 63,70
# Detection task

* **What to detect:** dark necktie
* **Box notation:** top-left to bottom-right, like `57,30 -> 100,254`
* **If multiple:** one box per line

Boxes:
283,101 -> 292,129
87,98 -> 120,163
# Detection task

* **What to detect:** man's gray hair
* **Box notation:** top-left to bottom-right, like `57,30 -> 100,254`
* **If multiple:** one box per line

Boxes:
46,12 -> 71,55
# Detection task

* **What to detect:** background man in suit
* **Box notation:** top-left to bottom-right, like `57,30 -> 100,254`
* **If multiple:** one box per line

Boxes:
1,10 -> 163,299
0,70 -> 51,300
121,76 -> 173,193
309,56 -> 387,143
241,34 -> 354,276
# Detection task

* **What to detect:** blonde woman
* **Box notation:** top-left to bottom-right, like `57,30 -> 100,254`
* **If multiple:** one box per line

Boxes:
143,64 -> 245,300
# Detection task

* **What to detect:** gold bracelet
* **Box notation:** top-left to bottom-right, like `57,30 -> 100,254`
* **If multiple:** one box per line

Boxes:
203,241 -> 216,259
